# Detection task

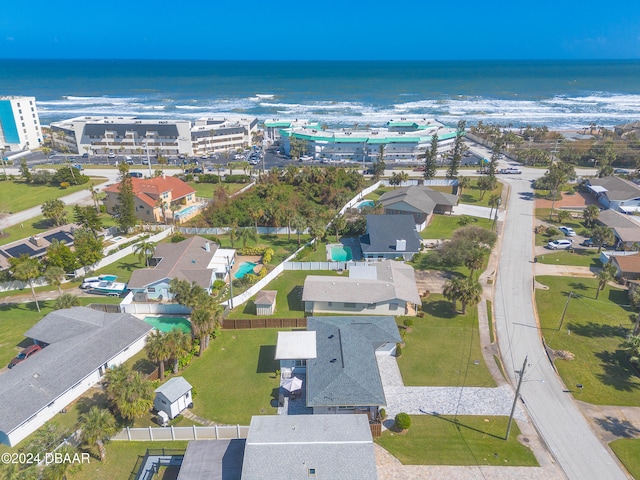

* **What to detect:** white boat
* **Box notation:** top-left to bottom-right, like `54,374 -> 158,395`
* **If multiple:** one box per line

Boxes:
88,280 -> 128,297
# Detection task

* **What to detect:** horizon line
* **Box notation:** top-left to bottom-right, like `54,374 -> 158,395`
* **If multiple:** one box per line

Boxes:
1,57 -> 639,62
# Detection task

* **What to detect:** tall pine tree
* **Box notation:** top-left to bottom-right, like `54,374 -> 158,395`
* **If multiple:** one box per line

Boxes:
115,163 -> 137,231
423,132 -> 438,179
447,120 -> 466,179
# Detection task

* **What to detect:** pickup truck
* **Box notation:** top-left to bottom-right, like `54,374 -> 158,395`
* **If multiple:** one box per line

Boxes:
498,168 -> 522,174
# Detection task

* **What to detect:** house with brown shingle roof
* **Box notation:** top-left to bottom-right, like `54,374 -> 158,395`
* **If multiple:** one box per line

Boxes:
103,174 -> 200,224
127,236 -> 235,301
611,254 -> 640,283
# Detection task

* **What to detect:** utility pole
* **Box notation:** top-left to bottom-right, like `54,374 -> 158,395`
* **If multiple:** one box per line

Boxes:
506,355 -> 528,440
558,291 -> 573,331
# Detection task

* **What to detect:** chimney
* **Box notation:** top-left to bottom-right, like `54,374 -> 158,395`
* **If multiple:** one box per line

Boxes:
396,239 -> 406,251
30,236 -> 42,247
204,241 -> 210,252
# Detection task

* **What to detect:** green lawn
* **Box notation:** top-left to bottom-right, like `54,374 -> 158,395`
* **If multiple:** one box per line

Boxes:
421,215 -> 493,240
91,253 -> 147,283
70,441 -> 188,480
228,269 -> 337,318
458,181 -> 503,208
204,233 -> 316,265
397,295 -> 495,387
181,328 -> 281,424
187,181 -> 249,199
535,275 -> 640,405
409,252 -> 470,277
0,297 -> 122,370
376,415 -> 538,466
609,438 -> 640,480
0,178 -> 106,214
535,249 -> 601,267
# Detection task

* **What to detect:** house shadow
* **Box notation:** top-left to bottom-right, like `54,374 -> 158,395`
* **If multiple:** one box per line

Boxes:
75,391 -> 109,415
240,300 -> 257,316
256,345 -> 278,374
594,350 -> 640,392
133,358 -> 158,375
286,286 -> 303,312
608,289 -> 633,311
594,415 -> 640,439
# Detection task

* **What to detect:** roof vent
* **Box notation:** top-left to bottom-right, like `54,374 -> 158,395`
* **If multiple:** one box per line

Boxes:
396,239 -> 406,251
204,241 -> 210,252
330,359 -> 337,363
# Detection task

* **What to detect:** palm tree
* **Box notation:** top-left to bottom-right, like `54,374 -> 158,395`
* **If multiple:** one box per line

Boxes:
443,276 -> 465,313
54,293 -> 80,310
457,176 -> 471,196
134,241 -> 156,267
488,193 -> 501,218
555,209 -> 571,225
622,335 -> 640,365
145,330 -> 171,381
237,226 -> 257,248
464,247 -> 488,279
291,214 -> 307,247
332,215 -> 346,242
116,371 -> 154,422
190,307 -> 221,355
44,265 -> 66,296
591,225 -> 615,253
249,209 -> 263,233
458,278 -> 482,314
583,205 -> 600,228
10,255 -> 42,312
88,184 -> 101,210
79,406 -> 117,461
596,262 -> 617,300
165,329 -> 192,374
42,444 -> 82,480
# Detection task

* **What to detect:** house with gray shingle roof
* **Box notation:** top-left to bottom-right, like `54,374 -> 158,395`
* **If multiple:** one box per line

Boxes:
305,316 -> 401,418
379,185 -> 458,231
359,214 -> 421,261
0,307 -> 152,447
127,236 -> 235,301
586,176 -> 640,212
241,415 -> 377,480
596,209 -> 640,248
302,260 -> 421,316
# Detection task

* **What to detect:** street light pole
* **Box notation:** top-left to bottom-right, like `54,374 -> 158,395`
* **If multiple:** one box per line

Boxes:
226,255 -> 234,310
506,355 -> 528,440
558,291 -> 573,331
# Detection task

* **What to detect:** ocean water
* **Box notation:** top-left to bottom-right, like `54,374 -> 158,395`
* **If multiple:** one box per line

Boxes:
2,59 -> 640,129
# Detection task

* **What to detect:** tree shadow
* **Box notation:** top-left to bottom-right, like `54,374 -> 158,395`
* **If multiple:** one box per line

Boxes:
133,358 -> 158,375
256,345 -> 278,374
75,391 -> 109,415
594,415 -> 640,439
422,300 -> 456,319
116,261 -> 143,273
568,282 -> 589,292
566,322 -> 629,338
269,387 -> 280,408
31,218 -> 54,230
594,350 -> 640,392
286,286 -> 303,312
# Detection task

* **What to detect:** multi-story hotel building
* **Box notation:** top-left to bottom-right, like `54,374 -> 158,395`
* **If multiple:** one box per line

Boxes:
190,116 -> 258,156
0,96 -> 43,151
279,118 -> 458,163
49,116 -> 193,157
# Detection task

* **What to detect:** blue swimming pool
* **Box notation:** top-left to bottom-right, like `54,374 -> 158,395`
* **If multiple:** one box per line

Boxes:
143,316 -> 191,333
357,200 -> 375,209
235,261 -> 257,279
175,204 -> 201,218
330,246 -> 353,262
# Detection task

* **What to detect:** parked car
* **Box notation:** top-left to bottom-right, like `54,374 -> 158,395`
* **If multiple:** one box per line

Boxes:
82,153 -> 89,158
8,344 -> 42,368
547,239 -> 573,250
614,168 -> 630,174
558,226 -> 576,237
107,153 -> 116,159
142,158 -> 149,165
71,164 -> 83,170
128,172 -> 143,178
581,238 -> 608,248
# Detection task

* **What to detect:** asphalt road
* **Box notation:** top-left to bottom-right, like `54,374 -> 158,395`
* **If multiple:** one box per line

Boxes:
494,176 -> 629,480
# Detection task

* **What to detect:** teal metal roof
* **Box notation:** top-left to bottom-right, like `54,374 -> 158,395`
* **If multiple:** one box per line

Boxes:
264,121 -> 291,128
334,137 -> 369,143
386,137 -> 422,143
387,121 -> 419,128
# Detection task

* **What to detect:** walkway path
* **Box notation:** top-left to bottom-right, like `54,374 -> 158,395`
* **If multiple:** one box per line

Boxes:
181,410 -> 216,426
376,355 -> 525,421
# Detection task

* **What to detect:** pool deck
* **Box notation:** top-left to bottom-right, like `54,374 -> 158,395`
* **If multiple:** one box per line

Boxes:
230,255 -> 262,277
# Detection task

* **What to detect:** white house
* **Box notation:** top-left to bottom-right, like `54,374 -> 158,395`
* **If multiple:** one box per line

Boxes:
586,176 -> 640,213
154,377 -> 193,420
0,96 -> 43,151
0,307 -> 152,447
302,260 -> 421,316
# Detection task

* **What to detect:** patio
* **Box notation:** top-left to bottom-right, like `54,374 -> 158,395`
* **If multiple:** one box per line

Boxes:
277,374 -> 312,416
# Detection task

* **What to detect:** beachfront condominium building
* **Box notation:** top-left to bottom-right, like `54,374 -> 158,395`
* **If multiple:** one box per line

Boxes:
264,118 -> 318,143
278,118 -> 458,163
0,96 -> 43,152
190,116 -> 258,156
49,116 -> 193,157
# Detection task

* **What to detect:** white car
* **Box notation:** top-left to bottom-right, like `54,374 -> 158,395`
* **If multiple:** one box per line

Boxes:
547,239 -> 573,250
559,226 -> 576,237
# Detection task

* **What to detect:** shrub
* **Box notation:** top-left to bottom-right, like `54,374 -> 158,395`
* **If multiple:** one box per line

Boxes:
213,279 -> 227,290
263,247 -> 274,264
170,234 -> 186,243
197,174 -> 221,184
60,182 -> 70,189
403,318 -> 414,328
379,408 -> 387,420
546,226 -> 560,237
395,343 -> 403,357
224,174 -> 250,183
395,413 -> 411,431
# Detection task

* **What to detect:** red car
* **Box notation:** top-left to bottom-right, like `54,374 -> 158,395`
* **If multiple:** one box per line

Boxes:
8,344 -> 42,369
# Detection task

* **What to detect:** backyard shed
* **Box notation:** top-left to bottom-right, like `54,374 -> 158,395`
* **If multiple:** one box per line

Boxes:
154,377 -> 193,420
254,290 -> 277,316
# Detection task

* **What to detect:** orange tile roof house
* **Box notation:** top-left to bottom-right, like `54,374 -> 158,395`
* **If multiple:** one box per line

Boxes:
103,175 -> 200,224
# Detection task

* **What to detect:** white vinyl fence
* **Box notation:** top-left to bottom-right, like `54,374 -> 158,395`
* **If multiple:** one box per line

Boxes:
112,425 -> 249,442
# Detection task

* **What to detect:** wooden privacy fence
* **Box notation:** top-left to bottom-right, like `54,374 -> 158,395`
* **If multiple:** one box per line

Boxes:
369,421 -> 382,438
223,317 -> 306,330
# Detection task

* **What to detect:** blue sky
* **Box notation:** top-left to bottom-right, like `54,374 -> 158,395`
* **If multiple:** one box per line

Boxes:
1,0 -> 639,60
